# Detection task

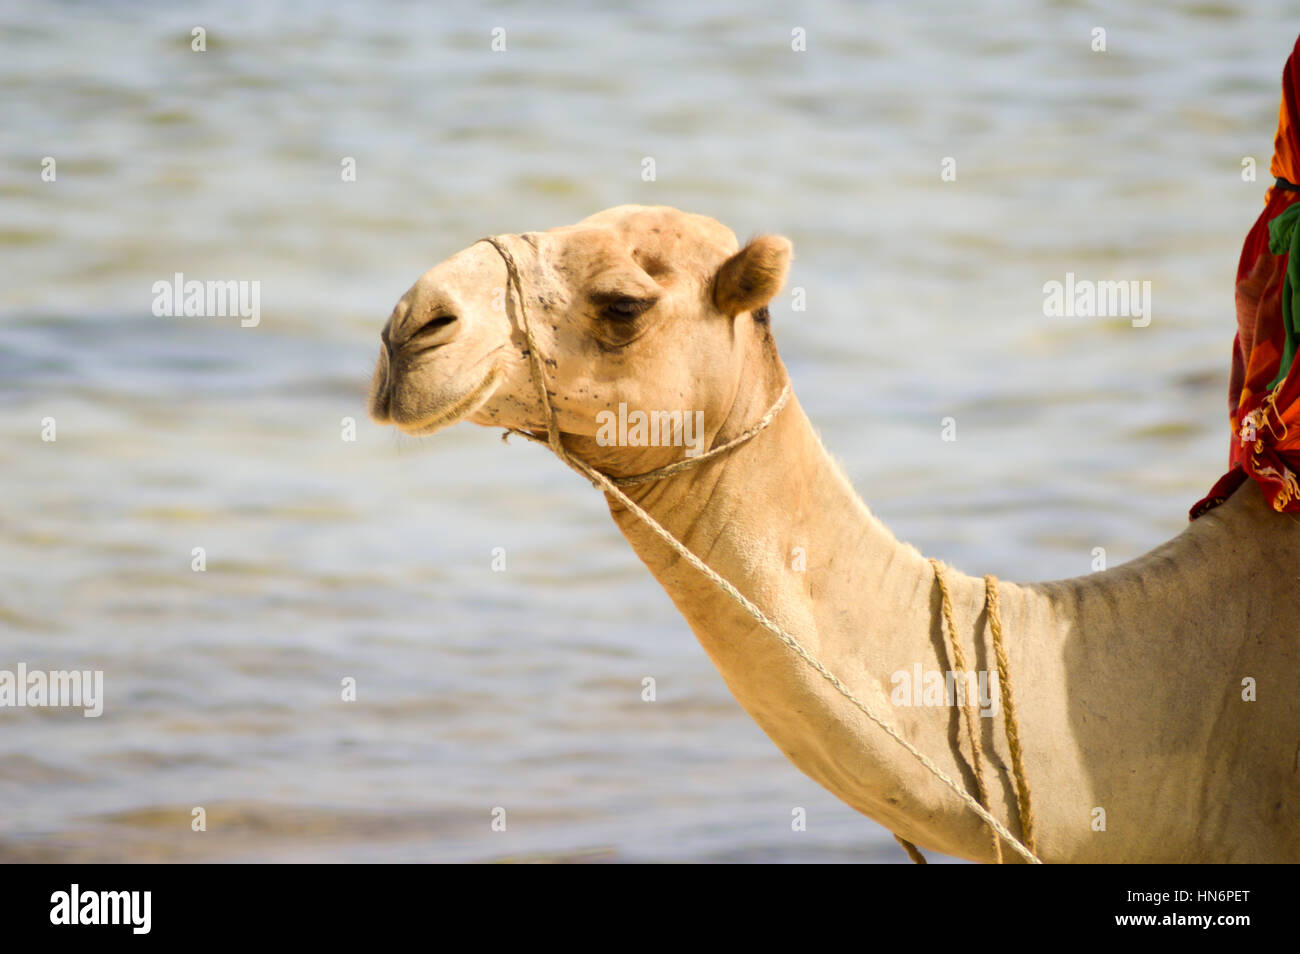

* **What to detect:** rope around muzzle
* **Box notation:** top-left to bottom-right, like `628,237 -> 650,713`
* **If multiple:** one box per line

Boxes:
477,235 -> 1041,865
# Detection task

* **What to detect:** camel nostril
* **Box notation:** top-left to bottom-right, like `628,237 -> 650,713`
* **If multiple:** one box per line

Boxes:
406,314 -> 460,353
421,314 -> 458,335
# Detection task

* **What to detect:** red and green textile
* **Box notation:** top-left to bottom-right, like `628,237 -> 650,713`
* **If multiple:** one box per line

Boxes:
1192,35 -> 1300,519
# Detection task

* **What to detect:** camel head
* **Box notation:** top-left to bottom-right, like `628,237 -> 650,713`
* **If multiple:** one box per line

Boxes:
368,204 -> 792,473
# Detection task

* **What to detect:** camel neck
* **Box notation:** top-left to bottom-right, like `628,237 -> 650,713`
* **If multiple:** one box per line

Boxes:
602,359 -> 1014,858
578,338 -> 1300,863
601,365 -> 1300,864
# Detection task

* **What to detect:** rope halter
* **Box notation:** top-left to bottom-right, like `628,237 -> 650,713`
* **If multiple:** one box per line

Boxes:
476,235 -> 790,487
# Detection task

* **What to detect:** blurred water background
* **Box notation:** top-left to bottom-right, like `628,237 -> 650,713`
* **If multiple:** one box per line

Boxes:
1,0 -> 1295,862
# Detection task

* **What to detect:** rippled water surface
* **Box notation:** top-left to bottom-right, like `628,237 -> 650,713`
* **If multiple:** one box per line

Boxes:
2,1 -> 1295,862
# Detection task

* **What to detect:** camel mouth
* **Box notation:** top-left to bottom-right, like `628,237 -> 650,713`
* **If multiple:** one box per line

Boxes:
393,364 -> 504,437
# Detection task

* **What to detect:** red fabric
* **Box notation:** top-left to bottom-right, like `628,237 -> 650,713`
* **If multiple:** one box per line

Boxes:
1191,35 -> 1300,519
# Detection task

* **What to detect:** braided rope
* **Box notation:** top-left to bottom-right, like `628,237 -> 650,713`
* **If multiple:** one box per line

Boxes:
985,574 -> 1037,857
478,235 -> 1043,865
479,236 -> 564,459
930,558 -> 1001,863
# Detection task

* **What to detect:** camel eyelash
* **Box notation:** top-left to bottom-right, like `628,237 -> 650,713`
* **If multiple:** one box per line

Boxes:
594,296 -> 656,321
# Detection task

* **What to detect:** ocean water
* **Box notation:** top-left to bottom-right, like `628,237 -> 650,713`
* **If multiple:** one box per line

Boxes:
1,0 -> 1295,862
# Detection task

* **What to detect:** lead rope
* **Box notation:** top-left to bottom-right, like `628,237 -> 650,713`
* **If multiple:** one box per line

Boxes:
478,235 -> 1042,865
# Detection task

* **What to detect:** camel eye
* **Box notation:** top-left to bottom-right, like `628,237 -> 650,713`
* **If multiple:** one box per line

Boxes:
600,297 -> 654,321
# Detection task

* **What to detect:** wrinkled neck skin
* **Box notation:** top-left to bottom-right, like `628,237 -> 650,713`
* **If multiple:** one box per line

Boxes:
574,341 -> 1300,864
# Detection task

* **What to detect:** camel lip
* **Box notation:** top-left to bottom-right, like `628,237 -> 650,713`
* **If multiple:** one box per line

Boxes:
393,364 -> 504,437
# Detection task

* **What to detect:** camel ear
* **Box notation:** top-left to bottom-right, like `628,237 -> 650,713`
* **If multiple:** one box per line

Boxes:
713,235 -> 792,317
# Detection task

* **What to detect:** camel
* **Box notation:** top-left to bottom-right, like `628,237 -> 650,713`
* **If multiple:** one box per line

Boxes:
368,204 -> 1300,863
